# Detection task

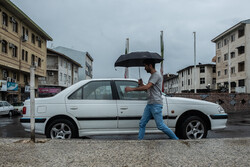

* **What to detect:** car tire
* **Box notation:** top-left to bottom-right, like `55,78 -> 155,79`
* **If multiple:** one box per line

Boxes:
179,116 -> 208,139
45,119 -> 78,139
8,111 -> 13,117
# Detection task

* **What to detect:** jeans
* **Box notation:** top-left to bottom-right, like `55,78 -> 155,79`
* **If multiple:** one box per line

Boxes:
138,104 -> 179,140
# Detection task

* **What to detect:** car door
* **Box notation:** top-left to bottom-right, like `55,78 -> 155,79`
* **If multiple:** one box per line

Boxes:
65,80 -> 118,129
115,80 -> 157,128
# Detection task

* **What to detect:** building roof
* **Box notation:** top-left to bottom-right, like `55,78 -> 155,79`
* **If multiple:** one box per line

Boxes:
211,19 -> 250,42
163,74 -> 178,82
47,48 -> 82,68
53,46 -> 93,62
177,63 -> 215,73
0,0 -> 53,41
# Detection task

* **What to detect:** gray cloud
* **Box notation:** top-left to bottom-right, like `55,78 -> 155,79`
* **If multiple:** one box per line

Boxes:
10,0 -> 250,81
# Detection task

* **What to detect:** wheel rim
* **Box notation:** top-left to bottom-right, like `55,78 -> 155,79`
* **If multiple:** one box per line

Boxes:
186,120 -> 204,139
50,123 -> 72,139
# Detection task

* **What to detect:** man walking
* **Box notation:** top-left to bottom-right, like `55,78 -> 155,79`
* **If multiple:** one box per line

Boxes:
125,60 -> 179,140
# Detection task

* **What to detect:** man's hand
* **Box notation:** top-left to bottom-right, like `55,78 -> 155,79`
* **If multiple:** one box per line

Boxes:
125,87 -> 133,92
138,79 -> 143,86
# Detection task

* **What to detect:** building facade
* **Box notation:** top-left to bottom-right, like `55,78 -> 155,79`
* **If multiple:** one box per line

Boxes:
0,0 -> 52,103
212,19 -> 250,93
177,64 -> 216,93
53,46 -> 93,80
163,74 -> 179,93
38,49 -> 81,97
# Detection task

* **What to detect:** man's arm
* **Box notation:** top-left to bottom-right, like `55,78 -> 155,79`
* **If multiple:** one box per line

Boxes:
125,82 -> 153,92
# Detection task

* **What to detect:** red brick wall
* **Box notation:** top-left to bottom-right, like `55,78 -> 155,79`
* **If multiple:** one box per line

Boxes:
170,93 -> 250,113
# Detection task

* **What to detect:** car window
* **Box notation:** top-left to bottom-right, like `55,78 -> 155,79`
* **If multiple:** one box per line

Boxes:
0,102 -> 3,107
68,81 -> 113,100
115,81 -> 148,100
3,102 -> 10,106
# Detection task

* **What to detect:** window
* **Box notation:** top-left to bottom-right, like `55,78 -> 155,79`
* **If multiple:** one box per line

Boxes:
22,27 -> 29,40
200,78 -> 205,84
2,12 -> 8,26
231,67 -> 235,74
224,53 -> 228,61
212,66 -> 216,73
32,34 -> 35,44
38,40 -> 42,48
231,52 -> 235,59
200,66 -> 205,73
31,54 -> 35,66
224,38 -> 228,46
238,79 -> 245,87
224,69 -> 228,75
182,81 -> 183,87
1,40 -> 7,53
38,58 -> 41,67
64,74 -> 67,84
231,34 -> 235,42
217,42 -> 222,49
25,51 -> 28,62
218,71 -> 221,77
12,20 -> 18,33
60,73 -> 62,81
217,57 -> 221,63
238,46 -> 245,55
238,61 -> 245,72
115,81 -> 147,100
68,81 -> 113,100
238,28 -> 244,38
68,76 -> 71,83
22,49 -> 25,60
11,45 -> 18,57
212,78 -> 216,84
182,72 -> 183,77
24,74 -> 28,84
188,79 -> 190,85
188,69 -> 190,75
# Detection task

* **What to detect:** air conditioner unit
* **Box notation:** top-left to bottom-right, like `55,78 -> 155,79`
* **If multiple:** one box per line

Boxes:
10,16 -> 15,23
48,72 -> 54,76
7,77 -> 11,82
9,43 -> 15,48
22,35 -> 28,42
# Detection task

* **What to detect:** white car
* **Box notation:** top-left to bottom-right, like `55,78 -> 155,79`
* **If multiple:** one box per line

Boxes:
20,79 -> 228,139
0,101 -> 14,116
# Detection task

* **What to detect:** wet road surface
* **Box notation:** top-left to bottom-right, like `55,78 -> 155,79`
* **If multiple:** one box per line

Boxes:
0,111 -> 250,139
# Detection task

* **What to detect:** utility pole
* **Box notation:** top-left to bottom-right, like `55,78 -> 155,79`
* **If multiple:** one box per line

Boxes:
193,32 -> 197,93
30,63 -> 36,142
160,31 -> 164,92
124,38 -> 129,78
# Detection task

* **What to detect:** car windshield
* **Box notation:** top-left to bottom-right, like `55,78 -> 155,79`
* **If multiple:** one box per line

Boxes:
13,102 -> 23,106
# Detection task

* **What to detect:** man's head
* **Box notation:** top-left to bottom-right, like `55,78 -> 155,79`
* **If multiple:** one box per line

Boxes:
143,59 -> 155,73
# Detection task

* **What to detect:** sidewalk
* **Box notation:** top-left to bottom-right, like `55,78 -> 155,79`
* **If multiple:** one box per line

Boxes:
0,137 -> 250,167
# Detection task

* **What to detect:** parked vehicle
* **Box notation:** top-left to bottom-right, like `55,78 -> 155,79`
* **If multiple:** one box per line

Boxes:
20,79 -> 228,139
12,102 -> 24,115
0,101 -> 14,116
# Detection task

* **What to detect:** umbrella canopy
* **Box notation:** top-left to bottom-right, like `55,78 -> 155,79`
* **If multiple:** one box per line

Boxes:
114,51 -> 163,67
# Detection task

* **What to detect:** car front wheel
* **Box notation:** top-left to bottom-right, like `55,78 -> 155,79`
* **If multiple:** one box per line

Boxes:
46,119 -> 77,139
180,116 -> 208,139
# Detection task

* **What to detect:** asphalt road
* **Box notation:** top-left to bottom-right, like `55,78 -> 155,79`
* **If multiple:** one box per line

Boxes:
0,111 -> 250,139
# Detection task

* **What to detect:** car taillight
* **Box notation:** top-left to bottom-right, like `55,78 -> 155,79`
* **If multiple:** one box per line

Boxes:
23,107 -> 26,115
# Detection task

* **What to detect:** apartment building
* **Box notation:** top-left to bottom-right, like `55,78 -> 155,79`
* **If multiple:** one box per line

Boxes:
53,46 -> 93,80
177,64 -> 216,93
38,49 -> 81,97
212,19 -> 250,93
0,0 -> 52,102
163,74 -> 179,93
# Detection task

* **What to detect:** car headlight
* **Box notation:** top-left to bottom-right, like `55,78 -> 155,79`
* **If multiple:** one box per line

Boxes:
217,105 -> 225,113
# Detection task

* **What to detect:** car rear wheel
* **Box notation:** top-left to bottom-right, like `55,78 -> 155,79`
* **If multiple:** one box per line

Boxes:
46,119 -> 77,139
180,116 -> 208,139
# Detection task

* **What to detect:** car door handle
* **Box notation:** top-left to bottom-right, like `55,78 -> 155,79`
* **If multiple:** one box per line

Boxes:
120,107 -> 128,110
70,106 -> 78,110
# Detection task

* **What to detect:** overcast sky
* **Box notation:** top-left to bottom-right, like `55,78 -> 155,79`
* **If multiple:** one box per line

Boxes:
10,0 -> 250,81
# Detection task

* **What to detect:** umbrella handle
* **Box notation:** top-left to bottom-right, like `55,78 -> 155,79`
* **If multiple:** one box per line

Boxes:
138,67 -> 141,78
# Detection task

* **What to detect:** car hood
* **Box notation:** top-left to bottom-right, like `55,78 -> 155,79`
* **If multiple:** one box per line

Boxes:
166,96 -> 217,106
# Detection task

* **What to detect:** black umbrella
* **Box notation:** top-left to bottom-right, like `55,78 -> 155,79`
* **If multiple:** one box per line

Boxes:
114,51 -> 163,67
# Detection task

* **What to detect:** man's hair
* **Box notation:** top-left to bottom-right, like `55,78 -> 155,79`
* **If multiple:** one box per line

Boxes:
143,59 -> 155,68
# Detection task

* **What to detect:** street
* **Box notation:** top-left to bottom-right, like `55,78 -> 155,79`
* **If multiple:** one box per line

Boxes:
0,112 -> 250,139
